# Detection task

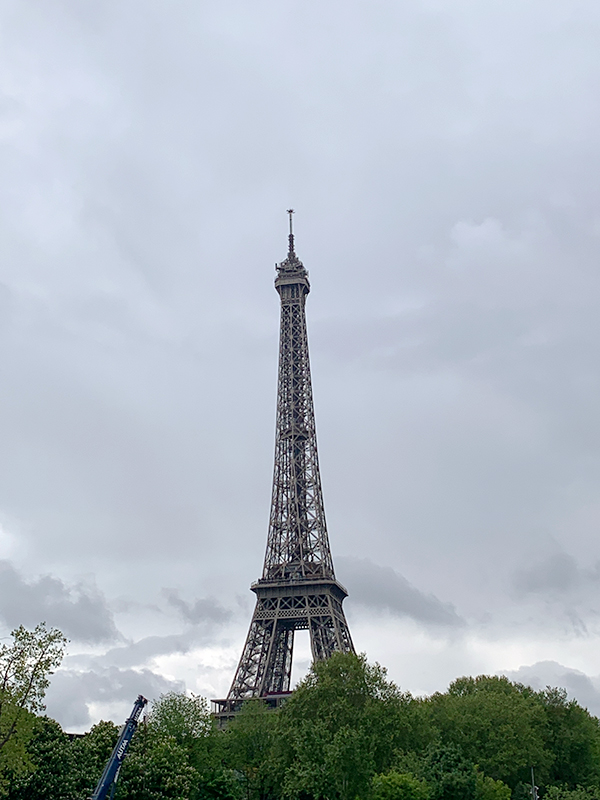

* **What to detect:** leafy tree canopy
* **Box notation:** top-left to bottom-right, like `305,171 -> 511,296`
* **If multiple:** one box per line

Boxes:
278,652 -> 418,800
545,788 -> 600,800
0,623 -> 66,794
372,770 -> 431,800
4,716 -> 76,800
539,687 -> 600,789
426,675 -> 553,788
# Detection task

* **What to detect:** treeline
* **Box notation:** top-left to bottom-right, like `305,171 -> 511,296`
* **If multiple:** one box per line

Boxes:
3,651 -> 600,800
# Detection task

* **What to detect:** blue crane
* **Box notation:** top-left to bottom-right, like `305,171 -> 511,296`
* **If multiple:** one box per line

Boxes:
88,694 -> 148,800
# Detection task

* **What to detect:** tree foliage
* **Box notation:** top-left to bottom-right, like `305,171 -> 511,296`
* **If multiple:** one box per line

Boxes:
224,697 -> 280,800
70,719 -> 121,799
372,770 -> 431,800
117,734 -> 200,800
475,773 -> 511,800
540,687 -> 600,789
277,652 -> 417,800
117,691 -> 237,800
545,788 -> 600,800
0,623 -> 66,794
4,716 -> 77,800
426,675 -> 553,788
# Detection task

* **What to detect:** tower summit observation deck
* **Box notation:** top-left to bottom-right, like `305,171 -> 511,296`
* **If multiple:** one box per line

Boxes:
212,212 -> 354,721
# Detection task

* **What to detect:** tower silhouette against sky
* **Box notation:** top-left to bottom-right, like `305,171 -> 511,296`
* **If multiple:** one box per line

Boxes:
213,212 -> 354,718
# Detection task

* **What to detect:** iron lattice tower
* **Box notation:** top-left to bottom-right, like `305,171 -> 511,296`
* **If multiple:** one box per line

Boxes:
224,212 -> 354,706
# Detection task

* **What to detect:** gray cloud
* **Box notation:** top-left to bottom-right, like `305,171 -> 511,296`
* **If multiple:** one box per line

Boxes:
337,557 -> 463,628
45,666 -> 183,731
95,628 -> 224,669
0,560 -> 119,643
505,554 -> 600,635
514,553 -> 579,595
163,589 -> 232,625
504,661 -> 600,718
513,553 -> 600,596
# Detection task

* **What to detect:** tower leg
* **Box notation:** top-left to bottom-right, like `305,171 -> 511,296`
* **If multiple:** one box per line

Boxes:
228,613 -> 275,702
262,624 -> 294,695
309,614 -> 353,661
228,610 -> 296,700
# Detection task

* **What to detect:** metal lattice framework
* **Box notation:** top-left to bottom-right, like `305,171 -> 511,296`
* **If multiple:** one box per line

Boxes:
223,212 -> 354,705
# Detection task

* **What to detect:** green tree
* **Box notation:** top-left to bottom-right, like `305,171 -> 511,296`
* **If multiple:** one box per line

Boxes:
393,749 -> 511,800
279,652 -> 418,800
474,773 -> 511,800
0,623 -> 66,794
545,787 -> 600,800
5,716 -> 77,800
423,744 -> 477,800
426,675 -> 553,789
372,770 -> 431,800
150,692 -> 213,747
224,698 -> 279,800
117,734 -> 200,800
72,719 -> 120,799
539,687 -> 600,789
118,692 -> 236,800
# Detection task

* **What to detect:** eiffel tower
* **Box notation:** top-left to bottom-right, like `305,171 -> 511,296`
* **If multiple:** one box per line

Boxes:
213,212 -> 354,721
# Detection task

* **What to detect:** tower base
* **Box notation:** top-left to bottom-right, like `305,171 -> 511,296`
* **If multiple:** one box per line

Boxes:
211,692 -> 292,730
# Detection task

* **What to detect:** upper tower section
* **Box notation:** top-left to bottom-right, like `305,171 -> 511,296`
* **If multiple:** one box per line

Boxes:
262,210 -> 336,583
275,209 -> 310,297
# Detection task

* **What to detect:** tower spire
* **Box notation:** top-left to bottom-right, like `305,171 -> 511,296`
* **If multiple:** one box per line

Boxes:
213,215 -> 354,719
287,208 -> 295,254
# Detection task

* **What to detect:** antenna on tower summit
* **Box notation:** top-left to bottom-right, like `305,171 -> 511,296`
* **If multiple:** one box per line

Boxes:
286,208 -> 295,253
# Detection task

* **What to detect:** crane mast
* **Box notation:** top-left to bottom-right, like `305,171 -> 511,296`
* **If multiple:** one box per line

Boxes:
88,694 -> 148,800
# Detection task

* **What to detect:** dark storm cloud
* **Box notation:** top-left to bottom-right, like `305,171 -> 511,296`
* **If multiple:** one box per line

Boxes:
44,666 -> 183,730
505,662 -> 600,718
0,560 -> 119,643
163,589 -> 232,625
337,557 -> 463,628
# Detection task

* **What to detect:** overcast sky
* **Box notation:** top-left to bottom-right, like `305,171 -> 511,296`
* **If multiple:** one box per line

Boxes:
2,0 -> 600,731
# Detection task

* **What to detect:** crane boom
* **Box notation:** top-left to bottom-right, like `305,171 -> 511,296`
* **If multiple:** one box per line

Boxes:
88,694 -> 148,800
